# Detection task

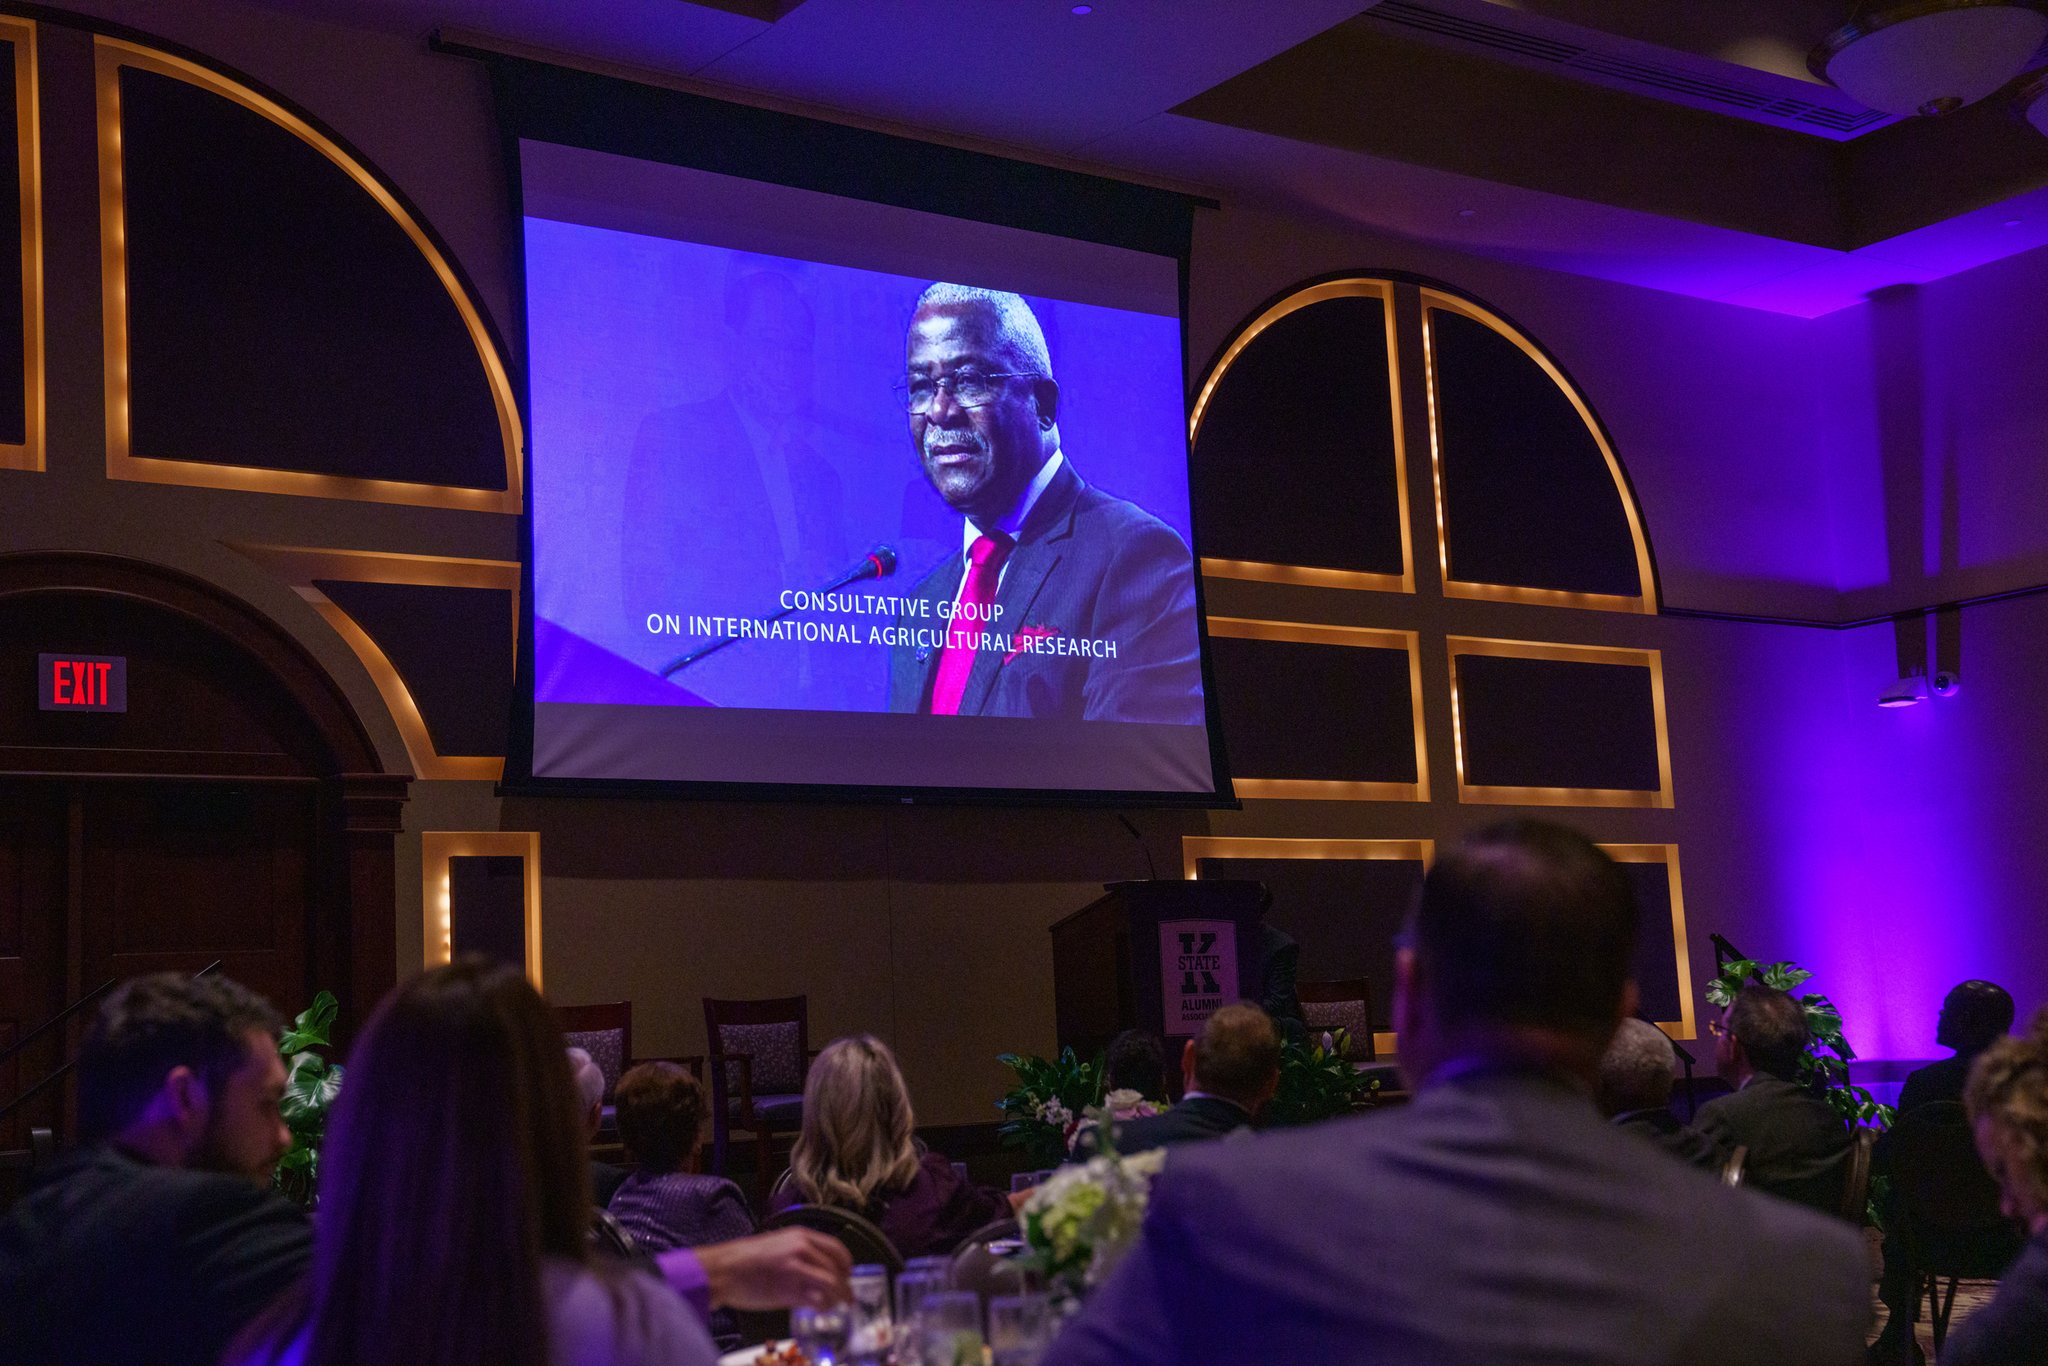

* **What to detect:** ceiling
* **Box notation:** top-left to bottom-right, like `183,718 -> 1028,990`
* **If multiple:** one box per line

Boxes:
235,0 -> 2048,317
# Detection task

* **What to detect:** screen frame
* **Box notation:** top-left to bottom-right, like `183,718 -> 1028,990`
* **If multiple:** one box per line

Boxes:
475,50 -> 1237,808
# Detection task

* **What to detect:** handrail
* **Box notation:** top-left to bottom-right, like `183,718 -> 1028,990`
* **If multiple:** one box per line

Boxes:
0,978 -> 117,1071
0,961 -> 222,1124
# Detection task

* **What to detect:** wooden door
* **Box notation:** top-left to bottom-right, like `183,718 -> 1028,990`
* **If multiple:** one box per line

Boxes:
78,781 -> 319,1029
0,783 -> 65,1150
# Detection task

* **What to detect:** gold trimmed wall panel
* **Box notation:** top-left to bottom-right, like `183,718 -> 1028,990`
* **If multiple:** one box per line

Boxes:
1184,835 -> 1432,1055
227,542 -> 516,780
1447,635 -> 1673,809
0,18 -> 41,474
421,831 -> 543,989
1190,278 -> 1413,595
1420,289 -> 1656,615
1206,615 -> 1427,802
1599,842 -> 1697,1041
96,38 -> 523,511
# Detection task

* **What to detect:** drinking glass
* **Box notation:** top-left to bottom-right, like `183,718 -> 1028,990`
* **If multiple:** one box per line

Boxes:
791,1303 -> 852,1365
847,1263 -> 893,1366
988,1292 -> 1052,1366
891,1268 -> 946,1365
917,1291 -> 984,1366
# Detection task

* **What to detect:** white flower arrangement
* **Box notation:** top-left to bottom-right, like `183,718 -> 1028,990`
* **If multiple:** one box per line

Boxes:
1019,1143 -> 1168,1295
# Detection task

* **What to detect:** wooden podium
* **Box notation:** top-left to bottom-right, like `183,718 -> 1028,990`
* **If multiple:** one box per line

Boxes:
1049,879 -> 1268,1058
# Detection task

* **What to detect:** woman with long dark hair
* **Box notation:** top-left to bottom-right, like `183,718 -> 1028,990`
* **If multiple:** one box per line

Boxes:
232,959 -> 715,1366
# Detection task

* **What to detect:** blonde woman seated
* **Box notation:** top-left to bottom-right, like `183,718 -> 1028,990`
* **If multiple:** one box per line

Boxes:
771,1035 -> 1012,1259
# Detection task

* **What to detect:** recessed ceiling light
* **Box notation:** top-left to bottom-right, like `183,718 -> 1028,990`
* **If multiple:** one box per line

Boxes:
1457,208 -> 1477,219
2005,217 -> 2024,227
1071,4 -> 1093,13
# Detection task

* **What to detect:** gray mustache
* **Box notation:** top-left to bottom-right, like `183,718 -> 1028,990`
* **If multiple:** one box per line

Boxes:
923,430 -> 987,458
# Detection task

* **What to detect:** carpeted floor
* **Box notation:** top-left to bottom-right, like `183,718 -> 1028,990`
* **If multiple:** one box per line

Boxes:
1866,1228 -> 2002,1361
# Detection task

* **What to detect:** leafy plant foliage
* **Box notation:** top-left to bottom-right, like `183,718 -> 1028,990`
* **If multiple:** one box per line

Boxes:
996,1047 -> 1103,1169
274,990 -> 343,1208
1706,959 -> 1894,1131
1265,1031 -> 1380,1128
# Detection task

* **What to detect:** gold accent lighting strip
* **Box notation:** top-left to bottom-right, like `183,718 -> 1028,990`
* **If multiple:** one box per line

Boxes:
1184,835 -> 1432,1055
1206,616 -> 1428,802
1420,289 -> 1656,615
95,39 -> 523,511
0,19 -> 41,474
1598,843 -> 1698,1041
1446,636 -> 1674,809
1189,279 -> 1413,595
421,831 -> 543,989
228,542 -> 516,781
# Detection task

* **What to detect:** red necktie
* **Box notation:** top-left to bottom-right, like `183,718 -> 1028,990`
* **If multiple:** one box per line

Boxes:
929,532 -> 1012,715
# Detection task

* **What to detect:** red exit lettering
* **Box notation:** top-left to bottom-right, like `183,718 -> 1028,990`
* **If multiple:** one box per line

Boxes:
52,660 -> 112,705
38,653 -> 127,713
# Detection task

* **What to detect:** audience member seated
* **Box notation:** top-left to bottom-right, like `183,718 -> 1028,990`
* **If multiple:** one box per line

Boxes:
1080,1004 -> 1280,1157
773,1034 -> 1010,1259
1695,985 -> 1854,1214
573,1046 -> 631,1207
1103,1028 -> 1169,1107
1870,979 -> 2017,1361
1905,981 -> 2016,1116
609,1061 -> 756,1252
0,974 -> 308,1366
1942,1007 -> 2048,1366
1045,820 -> 1870,1366
1598,1017 -> 1723,1169
230,960 -> 718,1366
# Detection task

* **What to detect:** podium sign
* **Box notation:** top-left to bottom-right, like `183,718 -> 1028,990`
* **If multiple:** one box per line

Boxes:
1160,919 -> 1237,1033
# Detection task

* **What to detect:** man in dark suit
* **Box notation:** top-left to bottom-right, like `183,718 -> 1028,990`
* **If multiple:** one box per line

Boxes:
0,974 -> 308,1366
886,284 -> 1203,723
1089,1003 -> 1280,1156
1046,821 -> 1869,1366
1598,1017 -> 1724,1169
1695,985 -> 1854,1215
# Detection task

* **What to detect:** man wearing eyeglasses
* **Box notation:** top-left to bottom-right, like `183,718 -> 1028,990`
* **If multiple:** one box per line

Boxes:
886,283 -> 1203,724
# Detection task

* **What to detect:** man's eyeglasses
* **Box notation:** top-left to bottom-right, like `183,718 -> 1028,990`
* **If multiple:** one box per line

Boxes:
894,370 -> 1033,414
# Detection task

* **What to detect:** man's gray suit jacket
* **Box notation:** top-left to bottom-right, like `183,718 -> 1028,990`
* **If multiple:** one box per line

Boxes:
1046,1064 -> 1870,1366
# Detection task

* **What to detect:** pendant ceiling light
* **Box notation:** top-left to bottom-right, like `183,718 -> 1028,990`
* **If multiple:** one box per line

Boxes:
1810,1 -> 2048,117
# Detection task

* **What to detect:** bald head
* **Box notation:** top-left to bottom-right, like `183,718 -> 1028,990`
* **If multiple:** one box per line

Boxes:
1598,1018 -> 1678,1117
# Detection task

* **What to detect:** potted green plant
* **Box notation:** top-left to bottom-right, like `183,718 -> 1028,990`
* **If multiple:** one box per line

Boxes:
1705,958 -> 1894,1131
273,990 -> 344,1208
1264,1030 -> 1381,1128
995,1047 -> 1103,1169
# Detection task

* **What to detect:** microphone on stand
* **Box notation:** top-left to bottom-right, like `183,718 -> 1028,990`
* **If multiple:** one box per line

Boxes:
660,545 -> 898,680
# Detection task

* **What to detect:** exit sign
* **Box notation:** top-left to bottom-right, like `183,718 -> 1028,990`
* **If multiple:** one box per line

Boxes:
39,654 -> 126,712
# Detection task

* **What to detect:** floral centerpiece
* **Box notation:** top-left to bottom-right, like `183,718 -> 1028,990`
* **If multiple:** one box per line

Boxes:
1018,1137 -> 1168,1303
996,1047 -> 1105,1168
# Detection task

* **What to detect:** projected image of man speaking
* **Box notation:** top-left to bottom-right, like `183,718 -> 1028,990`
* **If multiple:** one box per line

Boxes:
887,284 -> 1203,723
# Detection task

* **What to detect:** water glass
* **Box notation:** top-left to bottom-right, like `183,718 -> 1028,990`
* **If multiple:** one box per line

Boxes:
847,1263 -> 893,1365
891,1268 -> 947,1364
917,1291 -> 984,1366
988,1292 -> 1052,1366
791,1303 -> 852,1365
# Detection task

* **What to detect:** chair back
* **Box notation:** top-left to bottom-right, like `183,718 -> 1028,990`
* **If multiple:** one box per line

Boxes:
1836,1127 -> 1876,1224
1297,979 -> 1375,1061
1890,1101 -> 2026,1276
558,1001 -> 633,1102
763,1202 -> 903,1276
704,996 -> 811,1100
949,1218 -> 1037,1300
